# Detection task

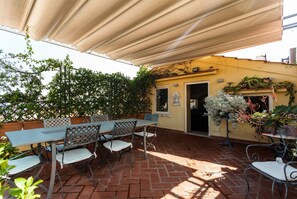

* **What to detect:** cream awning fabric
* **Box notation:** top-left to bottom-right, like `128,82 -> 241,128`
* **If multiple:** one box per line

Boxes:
0,0 -> 283,67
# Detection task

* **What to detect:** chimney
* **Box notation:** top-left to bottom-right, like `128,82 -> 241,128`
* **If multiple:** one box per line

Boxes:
289,48 -> 297,64
256,54 -> 267,61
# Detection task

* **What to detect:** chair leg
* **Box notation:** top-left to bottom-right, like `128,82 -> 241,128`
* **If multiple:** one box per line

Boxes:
256,174 -> 263,199
244,165 -> 252,198
86,164 -> 97,187
284,184 -> 288,199
272,180 -> 276,199
128,147 -> 133,168
55,172 -> 64,199
103,154 -> 113,175
147,135 -> 157,150
277,182 -> 283,197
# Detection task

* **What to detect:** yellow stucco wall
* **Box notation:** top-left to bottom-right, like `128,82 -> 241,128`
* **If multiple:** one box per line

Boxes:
151,56 -> 297,142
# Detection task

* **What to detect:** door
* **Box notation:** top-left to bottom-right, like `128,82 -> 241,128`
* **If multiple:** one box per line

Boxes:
186,83 -> 209,136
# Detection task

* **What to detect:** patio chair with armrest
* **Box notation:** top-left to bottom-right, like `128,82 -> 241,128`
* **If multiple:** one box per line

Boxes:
55,123 -> 101,196
90,114 -> 112,141
103,120 -> 137,174
244,141 -> 297,199
134,113 -> 159,150
5,146 -> 48,192
44,117 -> 71,152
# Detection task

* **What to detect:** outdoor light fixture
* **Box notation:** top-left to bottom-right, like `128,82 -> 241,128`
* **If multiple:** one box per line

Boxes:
216,78 -> 224,83
192,67 -> 199,72
173,83 -> 179,87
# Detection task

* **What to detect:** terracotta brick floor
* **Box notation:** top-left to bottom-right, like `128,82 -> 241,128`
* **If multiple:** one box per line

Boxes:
33,129 -> 297,199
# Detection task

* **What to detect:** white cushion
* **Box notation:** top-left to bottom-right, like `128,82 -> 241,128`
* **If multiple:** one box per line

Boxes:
253,161 -> 297,181
103,140 -> 132,152
56,148 -> 93,165
8,155 -> 41,175
134,131 -> 155,138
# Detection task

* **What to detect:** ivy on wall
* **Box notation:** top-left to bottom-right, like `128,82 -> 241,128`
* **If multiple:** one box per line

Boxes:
223,76 -> 296,106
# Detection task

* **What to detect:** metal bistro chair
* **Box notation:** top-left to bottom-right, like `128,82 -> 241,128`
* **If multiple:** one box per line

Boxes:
55,123 -> 101,195
103,120 -> 137,173
244,141 -> 297,199
90,114 -> 112,141
44,117 -> 71,152
5,147 -> 48,192
134,113 -> 159,150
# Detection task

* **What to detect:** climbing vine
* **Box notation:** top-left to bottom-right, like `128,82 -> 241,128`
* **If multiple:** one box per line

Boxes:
223,76 -> 296,106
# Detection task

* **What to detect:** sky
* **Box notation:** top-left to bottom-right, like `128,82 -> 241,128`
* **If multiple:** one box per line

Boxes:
220,0 -> 297,61
0,0 -> 296,80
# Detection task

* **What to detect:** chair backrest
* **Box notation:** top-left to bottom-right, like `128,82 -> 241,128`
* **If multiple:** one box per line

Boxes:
144,113 -> 159,123
90,115 -> 109,123
63,124 -> 101,151
44,117 -> 71,128
112,120 -> 137,138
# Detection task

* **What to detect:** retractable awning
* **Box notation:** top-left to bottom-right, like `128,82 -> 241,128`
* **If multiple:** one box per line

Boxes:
0,0 -> 283,67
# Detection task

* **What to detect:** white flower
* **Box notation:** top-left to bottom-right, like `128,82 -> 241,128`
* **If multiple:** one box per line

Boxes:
204,90 -> 247,128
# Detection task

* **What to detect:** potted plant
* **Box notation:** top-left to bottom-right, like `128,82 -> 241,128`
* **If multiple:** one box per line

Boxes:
204,90 -> 247,128
265,105 -> 297,134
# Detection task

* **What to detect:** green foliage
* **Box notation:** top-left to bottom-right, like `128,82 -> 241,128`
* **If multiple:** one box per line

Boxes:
0,33 -> 156,122
0,31 -> 58,122
46,64 -> 157,119
0,136 -> 19,159
0,145 -> 42,199
265,105 -> 297,128
274,81 -> 296,106
9,177 -> 43,199
47,55 -> 75,117
223,76 -> 296,106
129,66 -> 157,114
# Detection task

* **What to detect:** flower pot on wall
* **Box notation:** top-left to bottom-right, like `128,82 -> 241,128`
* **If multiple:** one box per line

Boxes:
0,122 -> 23,137
23,120 -> 44,130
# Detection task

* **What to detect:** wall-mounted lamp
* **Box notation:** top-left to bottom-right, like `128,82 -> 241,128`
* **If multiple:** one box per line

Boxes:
192,67 -> 199,72
216,78 -> 224,83
173,83 -> 179,87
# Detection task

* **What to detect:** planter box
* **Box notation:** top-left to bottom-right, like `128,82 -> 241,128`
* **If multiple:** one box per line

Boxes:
23,120 -> 44,130
71,116 -> 90,124
0,122 -> 23,137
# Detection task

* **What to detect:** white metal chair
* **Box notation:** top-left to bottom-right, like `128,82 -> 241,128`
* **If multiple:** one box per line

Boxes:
134,113 -> 159,150
90,114 -> 112,141
56,123 -> 101,194
103,120 -> 137,173
244,142 -> 297,199
44,117 -> 71,152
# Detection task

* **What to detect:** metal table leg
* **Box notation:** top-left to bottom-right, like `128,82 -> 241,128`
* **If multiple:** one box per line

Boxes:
47,142 -> 56,199
143,126 -> 147,159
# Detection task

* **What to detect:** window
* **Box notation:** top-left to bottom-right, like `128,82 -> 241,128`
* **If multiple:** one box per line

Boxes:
156,88 -> 168,112
244,95 -> 270,113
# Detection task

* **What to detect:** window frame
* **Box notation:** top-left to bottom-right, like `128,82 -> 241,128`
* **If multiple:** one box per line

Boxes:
155,86 -> 169,114
243,94 -> 273,113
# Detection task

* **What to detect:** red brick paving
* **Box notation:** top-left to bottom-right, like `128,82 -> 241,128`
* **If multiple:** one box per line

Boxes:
32,129 -> 297,199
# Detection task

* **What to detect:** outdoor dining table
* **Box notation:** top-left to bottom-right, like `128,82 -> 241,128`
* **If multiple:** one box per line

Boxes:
5,118 -> 157,199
